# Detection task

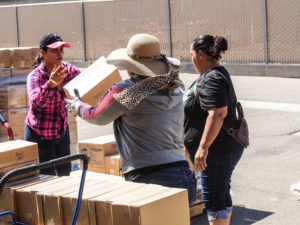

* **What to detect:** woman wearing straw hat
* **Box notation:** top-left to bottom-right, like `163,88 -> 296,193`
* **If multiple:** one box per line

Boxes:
65,33 -> 197,205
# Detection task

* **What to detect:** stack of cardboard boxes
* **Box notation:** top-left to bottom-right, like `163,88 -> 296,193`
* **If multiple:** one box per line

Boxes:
78,134 -> 122,176
0,47 -> 38,69
0,87 -> 29,141
0,172 -> 190,225
0,47 -> 38,142
77,134 -> 205,217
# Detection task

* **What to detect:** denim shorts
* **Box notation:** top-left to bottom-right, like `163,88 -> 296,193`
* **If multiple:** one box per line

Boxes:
200,148 -> 244,221
131,164 -> 197,206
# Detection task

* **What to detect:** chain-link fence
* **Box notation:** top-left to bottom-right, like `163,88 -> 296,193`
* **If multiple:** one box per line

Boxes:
0,0 -> 299,65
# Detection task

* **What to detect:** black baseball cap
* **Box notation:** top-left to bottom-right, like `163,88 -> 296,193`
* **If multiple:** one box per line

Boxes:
39,33 -> 71,49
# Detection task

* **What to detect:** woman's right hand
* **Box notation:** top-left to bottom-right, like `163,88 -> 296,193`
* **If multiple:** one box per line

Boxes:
194,146 -> 208,171
65,97 -> 83,116
65,89 -> 84,116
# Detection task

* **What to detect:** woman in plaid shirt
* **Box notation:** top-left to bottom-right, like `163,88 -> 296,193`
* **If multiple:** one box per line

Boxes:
24,33 -> 81,176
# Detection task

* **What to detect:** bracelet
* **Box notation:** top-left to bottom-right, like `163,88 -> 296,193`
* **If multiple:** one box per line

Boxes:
47,79 -> 58,88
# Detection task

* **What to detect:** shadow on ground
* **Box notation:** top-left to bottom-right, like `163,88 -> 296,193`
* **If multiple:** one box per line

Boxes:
190,205 -> 273,225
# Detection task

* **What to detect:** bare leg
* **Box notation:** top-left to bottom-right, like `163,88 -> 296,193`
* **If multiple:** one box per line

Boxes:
209,211 -> 232,225
227,212 -> 232,225
209,219 -> 228,225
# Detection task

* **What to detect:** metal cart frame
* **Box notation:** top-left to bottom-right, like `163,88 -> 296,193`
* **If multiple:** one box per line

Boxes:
0,112 -> 89,225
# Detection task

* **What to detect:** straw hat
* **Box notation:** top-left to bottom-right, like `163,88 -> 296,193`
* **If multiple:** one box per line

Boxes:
106,33 -> 180,77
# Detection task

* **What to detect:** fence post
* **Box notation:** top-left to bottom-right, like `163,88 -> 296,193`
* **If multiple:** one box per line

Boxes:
263,0 -> 269,64
14,5 -> 20,47
166,0 -> 173,57
80,1 -> 87,62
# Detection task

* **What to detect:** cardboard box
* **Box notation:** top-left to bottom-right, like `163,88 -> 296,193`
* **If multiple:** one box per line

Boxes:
67,111 -> 78,154
112,188 -> 190,225
0,48 -> 12,68
11,47 -> 38,68
89,184 -> 184,225
0,140 -> 38,181
68,120 -> 78,143
105,153 -> 122,176
63,56 -> 122,106
0,68 -> 12,78
189,200 -> 205,218
11,67 -> 34,77
61,179 -> 128,225
0,175 -> 56,223
88,182 -> 147,225
0,84 -> 27,109
78,134 -> 118,173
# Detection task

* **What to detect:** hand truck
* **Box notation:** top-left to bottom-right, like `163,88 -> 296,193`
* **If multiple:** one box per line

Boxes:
0,141 -> 89,225
0,112 -> 14,141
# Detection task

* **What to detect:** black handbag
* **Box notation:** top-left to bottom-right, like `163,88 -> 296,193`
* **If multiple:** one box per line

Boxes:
222,102 -> 249,148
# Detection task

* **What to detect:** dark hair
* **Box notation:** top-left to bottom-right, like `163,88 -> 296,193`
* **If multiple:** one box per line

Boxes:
192,35 -> 228,60
33,48 -> 47,68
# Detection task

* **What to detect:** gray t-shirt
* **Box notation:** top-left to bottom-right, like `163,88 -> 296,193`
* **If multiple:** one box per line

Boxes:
114,78 -> 186,174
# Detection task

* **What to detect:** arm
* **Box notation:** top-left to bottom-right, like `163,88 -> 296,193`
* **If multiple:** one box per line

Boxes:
194,106 -> 227,170
67,84 -> 127,126
27,71 -> 57,110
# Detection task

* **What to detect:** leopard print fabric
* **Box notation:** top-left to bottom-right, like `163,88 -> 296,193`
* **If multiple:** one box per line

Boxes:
114,69 -> 184,110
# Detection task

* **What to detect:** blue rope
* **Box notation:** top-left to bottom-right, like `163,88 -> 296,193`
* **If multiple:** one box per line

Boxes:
71,168 -> 87,225
0,211 -> 27,225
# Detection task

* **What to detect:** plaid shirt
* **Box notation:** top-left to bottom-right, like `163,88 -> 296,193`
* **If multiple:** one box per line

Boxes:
25,62 -> 80,140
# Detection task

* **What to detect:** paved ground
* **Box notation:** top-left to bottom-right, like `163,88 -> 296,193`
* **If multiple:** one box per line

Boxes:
76,72 -> 300,225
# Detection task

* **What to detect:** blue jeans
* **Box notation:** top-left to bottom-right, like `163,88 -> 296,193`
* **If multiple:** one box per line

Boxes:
200,148 -> 244,221
24,124 -> 71,176
130,164 -> 197,206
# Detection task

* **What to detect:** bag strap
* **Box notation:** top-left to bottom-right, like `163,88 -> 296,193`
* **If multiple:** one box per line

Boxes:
222,120 -> 236,136
222,101 -> 244,135
236,102 -> 244,121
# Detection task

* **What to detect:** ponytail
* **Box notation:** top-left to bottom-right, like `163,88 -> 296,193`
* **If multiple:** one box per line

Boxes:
192,35 -> 228,60
33,53 -> 43,68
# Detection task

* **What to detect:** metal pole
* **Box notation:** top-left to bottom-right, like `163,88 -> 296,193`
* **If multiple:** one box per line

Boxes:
14,5 -> 20,47
263,0 -> 269,64
166,0 -> 173,57
80,1 -> 87,62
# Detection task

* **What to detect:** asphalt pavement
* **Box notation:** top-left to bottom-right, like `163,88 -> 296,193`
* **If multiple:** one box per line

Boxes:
76,71 -> 300,225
